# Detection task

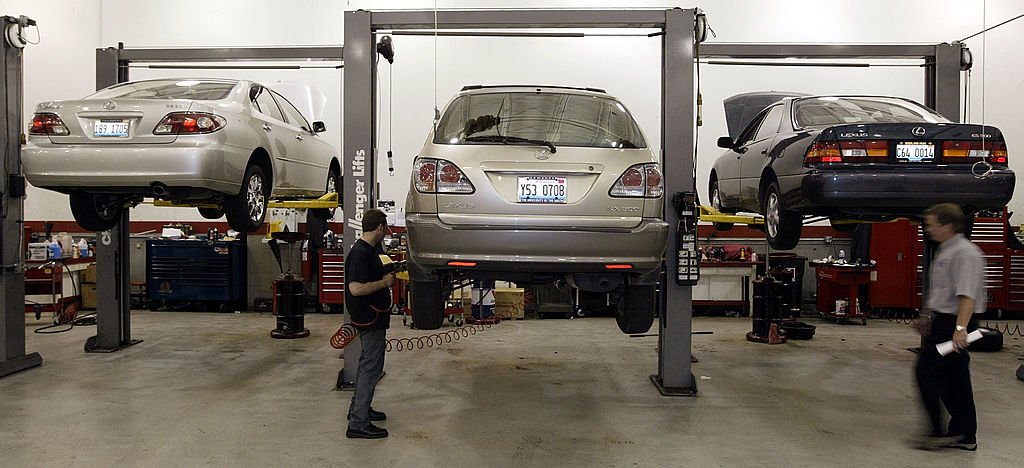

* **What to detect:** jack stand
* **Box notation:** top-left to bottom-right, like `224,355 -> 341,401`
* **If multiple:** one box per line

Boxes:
86,209 -> 142,353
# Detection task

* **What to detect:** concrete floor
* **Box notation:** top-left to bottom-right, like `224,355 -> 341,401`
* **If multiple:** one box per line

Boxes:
2,311 -> 1022,467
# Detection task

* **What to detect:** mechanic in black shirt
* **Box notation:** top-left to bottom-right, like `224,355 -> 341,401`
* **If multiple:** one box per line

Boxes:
344,209 -> 395,439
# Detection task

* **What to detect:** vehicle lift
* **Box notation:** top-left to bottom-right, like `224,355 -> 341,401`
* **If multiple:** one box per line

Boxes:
1,14 -> 42,378
69,45 -> 345,353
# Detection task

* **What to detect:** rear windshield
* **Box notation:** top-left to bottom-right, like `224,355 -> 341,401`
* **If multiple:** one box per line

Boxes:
87,80 -> 237,100
793,97 -> 948,127
434,92 -> 647,148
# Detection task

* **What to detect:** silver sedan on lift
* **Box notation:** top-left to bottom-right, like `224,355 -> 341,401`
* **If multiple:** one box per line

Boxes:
23,78 -> 341,232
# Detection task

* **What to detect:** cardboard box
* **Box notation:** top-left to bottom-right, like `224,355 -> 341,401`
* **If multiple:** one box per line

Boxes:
494,287 -> 525,319
81,283 -> 97,309
81,264 -> 98,284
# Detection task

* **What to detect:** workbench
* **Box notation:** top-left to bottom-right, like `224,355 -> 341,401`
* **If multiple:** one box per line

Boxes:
692,262 -> 758,316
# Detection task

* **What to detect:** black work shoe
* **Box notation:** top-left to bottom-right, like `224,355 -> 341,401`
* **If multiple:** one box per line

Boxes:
945,439 -> 978,451
346,423 -> 388,439
912,434 -> 959,450
346,408 -> 387,422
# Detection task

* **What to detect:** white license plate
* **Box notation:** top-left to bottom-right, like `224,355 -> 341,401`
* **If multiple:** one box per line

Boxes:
94,119 -> 130,137
896,142 -> 934,162
517,176 -> 566,204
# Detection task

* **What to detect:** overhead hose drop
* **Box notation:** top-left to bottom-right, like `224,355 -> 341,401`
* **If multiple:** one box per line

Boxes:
330,321 -> 497,352
981,321 -> 1024,337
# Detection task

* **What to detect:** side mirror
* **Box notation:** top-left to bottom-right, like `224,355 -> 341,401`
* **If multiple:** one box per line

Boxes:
312,121 -> 326,133
717,136 -> 734,149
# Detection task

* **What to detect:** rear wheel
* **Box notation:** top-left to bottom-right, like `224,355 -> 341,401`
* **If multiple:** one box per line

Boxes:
710,180 -> 734,231
615,285 -> 656,334
198,206 -> 224,220
763,182 -> 802,250
225,164 -> 269,233
312,166 -> 340,220
69,191 -> 123,231
410,280 -> 444,330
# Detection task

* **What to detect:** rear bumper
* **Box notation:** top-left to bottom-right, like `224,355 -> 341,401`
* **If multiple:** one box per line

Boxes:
797,168 -> 1015,214
405,213 -> 669,282
22,141 -> 249,196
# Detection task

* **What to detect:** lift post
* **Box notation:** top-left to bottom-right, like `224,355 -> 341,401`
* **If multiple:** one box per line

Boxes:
0,14 -> 42,378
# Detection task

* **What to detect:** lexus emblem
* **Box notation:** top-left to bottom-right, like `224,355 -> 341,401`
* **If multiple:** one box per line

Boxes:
102,100 -> 117,110
911,126 -> 926,136
535,149 -> 551,160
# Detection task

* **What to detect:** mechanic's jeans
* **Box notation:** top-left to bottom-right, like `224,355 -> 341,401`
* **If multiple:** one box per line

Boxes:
348,329 -> 386,428
914,314 -> 977,441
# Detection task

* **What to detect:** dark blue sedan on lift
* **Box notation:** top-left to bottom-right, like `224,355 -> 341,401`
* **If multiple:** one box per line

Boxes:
709,93 -> 1015,250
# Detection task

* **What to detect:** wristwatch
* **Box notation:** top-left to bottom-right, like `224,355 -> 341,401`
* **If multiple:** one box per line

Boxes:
955,325 -> 967,332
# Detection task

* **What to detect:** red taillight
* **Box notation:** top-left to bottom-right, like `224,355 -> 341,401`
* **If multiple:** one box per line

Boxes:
447,261 -> 477,267
416,160 -> 436,192
153,112 -> 225,135
839,140 -> 889,162
805,141 -> 842,163
604,264 -> 633,269
620,168 -> 643,187
29,113 -> 70,136
439,164 -> 461,183
413,158 -> 474,194
942,140 -> 1007,164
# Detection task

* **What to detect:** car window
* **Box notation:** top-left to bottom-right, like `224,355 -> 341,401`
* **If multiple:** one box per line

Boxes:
735,110 -> 769,147
271,90 -> 311,131
793,97 -> 949,127
88,79 -> 236,100
753,105 -> 785,142
433,92 -> 647,149
251,86 -> 285,122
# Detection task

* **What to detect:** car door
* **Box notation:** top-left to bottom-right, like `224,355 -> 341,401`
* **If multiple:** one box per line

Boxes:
270,90 -> 325,194
251,85 -> 299,193
739,104 -> 785,205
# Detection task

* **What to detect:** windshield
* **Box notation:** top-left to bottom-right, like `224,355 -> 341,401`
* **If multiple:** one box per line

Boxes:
88,79 -> 237,100
793,97 -> 949,127
434,92 -> 647,149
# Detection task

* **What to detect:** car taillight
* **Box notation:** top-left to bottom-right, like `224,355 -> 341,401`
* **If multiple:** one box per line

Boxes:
805,141 -> 842,163
153,112 -> 225,135
610,163 -> 663,198
942,140 -> 1008,164
413,157 -> 474,194
839,140 -> 889,162
29,113 -> 69,136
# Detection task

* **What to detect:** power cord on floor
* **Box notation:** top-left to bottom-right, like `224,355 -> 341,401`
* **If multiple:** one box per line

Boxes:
33,312 -> 97,334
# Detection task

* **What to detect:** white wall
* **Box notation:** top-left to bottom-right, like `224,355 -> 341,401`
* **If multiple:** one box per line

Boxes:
3,0 -> 1022,224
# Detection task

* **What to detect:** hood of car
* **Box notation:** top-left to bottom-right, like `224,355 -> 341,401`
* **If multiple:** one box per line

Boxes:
723,91 -> 808,140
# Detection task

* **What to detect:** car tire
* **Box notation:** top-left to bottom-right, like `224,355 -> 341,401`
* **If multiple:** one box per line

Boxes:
311,167 -> 340,221
69,191 -> 123,232
763,182 -> 802,250
198,206 -> 224,220
410,280 -> 445,330
710,180 -> 734,231
615,284 -> 656,334
225,164 -> 269,233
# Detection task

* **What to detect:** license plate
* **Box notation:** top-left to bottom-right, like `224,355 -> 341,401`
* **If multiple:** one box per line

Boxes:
896,142 -> 934,162
94,119 -> 130,137
517,176 -> 566,204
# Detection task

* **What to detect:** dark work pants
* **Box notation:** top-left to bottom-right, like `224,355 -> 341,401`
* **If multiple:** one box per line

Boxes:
915,313 -> 978,441
348,328 -> 386,429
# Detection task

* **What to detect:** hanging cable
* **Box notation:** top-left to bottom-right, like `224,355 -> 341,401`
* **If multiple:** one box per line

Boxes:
956,11 -> 1024,42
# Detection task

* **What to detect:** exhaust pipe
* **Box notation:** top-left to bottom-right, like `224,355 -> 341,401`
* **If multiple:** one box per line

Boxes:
151,182 -> 169,197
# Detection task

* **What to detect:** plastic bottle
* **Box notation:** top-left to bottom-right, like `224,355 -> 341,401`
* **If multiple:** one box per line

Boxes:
838,249 -> 846,264
48,239 -> 62,259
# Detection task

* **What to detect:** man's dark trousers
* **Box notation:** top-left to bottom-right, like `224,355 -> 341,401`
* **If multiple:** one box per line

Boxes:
915,313 -> 977,442
348,329 -> 386,428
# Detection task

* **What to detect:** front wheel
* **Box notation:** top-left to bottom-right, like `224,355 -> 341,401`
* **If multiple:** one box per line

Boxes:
410,280 -> 445,330
763,182 -> 802,250
311,166 -> 340,220
710,180 -> 734,231
69,191 -> 123,231
615,285 -> 656,334
225,164 -> 269,233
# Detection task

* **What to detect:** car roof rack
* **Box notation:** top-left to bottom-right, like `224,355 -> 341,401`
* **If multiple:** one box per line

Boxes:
461,84 -> 607,94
